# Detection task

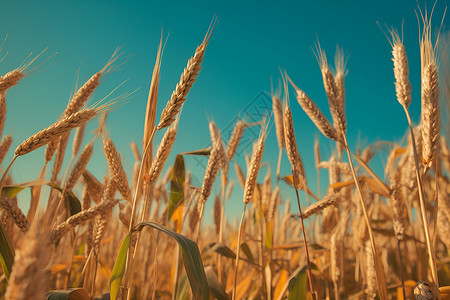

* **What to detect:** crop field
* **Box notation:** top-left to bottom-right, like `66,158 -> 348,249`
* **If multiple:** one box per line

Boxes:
0,1 -> 449,300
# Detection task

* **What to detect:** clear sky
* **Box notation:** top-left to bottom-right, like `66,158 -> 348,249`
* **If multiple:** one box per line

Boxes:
0,0 -> 448,223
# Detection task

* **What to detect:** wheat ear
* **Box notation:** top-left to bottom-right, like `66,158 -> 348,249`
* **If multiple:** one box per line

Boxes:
63,49 -> 120,117
15,108 -> 100,157
0,134 -> 12,165
315,43 -> 347,134
49,180 -> 118,244
147,124 -> 178,184
157,18 -> 215,130
103,137 -> 131,202
62,141 -> 94,196
286,72 -> 338,141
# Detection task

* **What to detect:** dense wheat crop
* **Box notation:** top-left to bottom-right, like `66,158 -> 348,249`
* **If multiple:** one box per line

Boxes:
0,3 -> 449,300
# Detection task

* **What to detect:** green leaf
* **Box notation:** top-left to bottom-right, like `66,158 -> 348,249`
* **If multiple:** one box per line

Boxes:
240,242 -> 254,263
134,222 -> 210,299
168,155 -> 185,220
179,147 -> 211,156
1,179 -> 49,198
50,184 -> 81,216
45,288 -> 90,300
109,234 -> 130,300
209,243 -> 259,268
0,222 -> 14,281
1,186 -> 25,198
176,273 -> 190,300
205,266 -> 229,300
287,266 -> 307,300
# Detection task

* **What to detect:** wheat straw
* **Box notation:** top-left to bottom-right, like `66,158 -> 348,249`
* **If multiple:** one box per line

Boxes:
0,92 -> 6,138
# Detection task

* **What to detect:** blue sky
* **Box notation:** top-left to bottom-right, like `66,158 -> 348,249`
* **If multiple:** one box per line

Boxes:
0,0 -> 448,222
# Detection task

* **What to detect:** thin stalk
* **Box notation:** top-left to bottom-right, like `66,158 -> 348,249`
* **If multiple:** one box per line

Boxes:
258,204 -> 266,300
402,106 -> 438,295
0,155 -> 17,192
196,202 -> 205,243
232,203 -> 247,300
123,127 -> 157,299
397,239 -> 406,300
217,204 -> 224,283
342,134 -> 387,300
151,231 -> 160,300
293,187 -> 315,298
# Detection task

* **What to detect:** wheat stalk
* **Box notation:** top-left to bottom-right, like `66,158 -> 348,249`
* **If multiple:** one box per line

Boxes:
233,120 -> 267,300
0,92 -> 6,138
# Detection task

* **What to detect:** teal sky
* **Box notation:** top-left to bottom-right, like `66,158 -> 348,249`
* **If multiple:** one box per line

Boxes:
0,0 -> 448,223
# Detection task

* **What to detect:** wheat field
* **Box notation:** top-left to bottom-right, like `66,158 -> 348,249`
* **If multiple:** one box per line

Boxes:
0,3 -> 449,300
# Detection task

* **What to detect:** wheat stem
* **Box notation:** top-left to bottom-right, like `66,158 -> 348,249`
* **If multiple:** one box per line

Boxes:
232,203 -> 247,300
342,134 -> 387,299
402,105 -> 438,295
